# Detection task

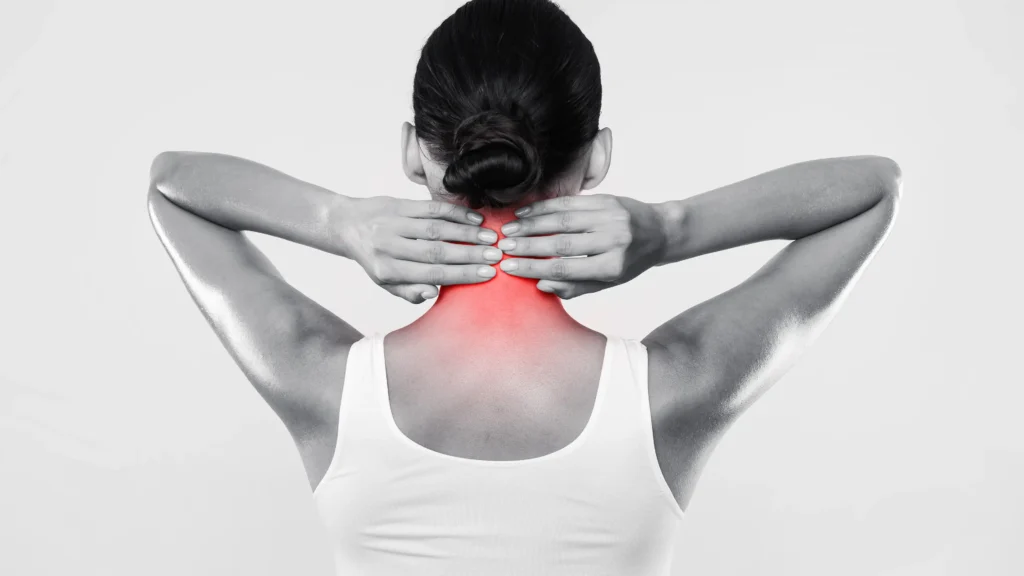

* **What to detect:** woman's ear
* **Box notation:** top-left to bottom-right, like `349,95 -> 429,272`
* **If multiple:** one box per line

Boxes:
401,122 -> 428,185
581,127 -> 613,190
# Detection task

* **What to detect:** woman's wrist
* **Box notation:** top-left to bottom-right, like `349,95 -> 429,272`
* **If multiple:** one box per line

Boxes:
651,199 -> 690,266
648,156 -> 900,269
322,192 -> 360,261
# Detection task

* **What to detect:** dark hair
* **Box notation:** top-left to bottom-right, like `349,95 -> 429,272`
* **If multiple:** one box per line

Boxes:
412,0 -> 602,209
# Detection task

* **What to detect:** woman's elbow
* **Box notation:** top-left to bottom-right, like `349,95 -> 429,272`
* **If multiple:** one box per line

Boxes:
149,151 -> 182,188
865,155 -> 903,201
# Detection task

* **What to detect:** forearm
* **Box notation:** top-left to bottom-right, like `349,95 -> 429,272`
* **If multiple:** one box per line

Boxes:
654,155 -> 902,264
149,151 -> 349,256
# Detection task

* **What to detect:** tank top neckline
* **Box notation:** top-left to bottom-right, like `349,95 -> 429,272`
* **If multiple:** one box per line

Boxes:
371,331 -> 616,468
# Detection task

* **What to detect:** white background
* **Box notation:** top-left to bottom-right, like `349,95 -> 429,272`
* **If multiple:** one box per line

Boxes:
1,1 -> 1020,574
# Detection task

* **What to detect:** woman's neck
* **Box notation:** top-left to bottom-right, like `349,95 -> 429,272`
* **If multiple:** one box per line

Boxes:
405,205 -> 583,344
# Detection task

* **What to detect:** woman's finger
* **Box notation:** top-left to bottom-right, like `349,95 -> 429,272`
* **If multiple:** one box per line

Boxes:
398,199 -> 484,225
382,283 -> 440,304
496,232 -> 621,257
536,280 -> 608,300
398,218 -> 499,245
377,260 -> 498,286
498,252 -> 622,282
382,237 -> 503,265
501,209 -> 613,237
513,194 -> 615,218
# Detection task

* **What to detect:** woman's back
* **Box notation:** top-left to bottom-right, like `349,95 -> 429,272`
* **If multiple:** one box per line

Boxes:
312,330 -> 685,575
382,324 -> 608,462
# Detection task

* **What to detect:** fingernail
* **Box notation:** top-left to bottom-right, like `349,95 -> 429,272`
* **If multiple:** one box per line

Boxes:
468,212 -> 483,224
483,248 -> 502,261
501,222 -> 521,235
500,259 -> 518,272
497,238 -> 516,251
421,290 -> 437,299
537,283 -> 553,293
478,229 -> 498,243
514,206 -> 531,217
477,265 -> 497,277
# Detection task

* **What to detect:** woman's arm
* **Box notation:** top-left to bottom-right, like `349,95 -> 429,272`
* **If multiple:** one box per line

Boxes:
147,151 -> 499,486
147,153 -> 361,481
645,155 -> 901,421
497,155 -> 901,423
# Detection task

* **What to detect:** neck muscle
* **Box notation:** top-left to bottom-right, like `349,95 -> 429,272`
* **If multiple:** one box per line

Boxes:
407,206 -> 581,346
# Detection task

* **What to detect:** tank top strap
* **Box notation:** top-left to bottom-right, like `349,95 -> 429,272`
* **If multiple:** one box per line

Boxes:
337,333 -> 377,416
350,332 -> 393,435
312,333 -> 383,495
618,336 -> 650,396
608,336 -> 687,521
607,336 -> 657,438
580,336 -> 674,494
581,334 -> 639,445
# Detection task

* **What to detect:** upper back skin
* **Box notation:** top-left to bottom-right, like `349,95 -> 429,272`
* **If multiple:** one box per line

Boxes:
381,323 -> 609,463
300,321 -> 706,513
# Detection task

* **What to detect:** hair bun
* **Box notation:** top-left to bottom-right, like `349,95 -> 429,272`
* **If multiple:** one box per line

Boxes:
442,109 -> 543,208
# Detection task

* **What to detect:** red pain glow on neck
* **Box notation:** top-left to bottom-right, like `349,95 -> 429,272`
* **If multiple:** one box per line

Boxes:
412,205 -> 577,334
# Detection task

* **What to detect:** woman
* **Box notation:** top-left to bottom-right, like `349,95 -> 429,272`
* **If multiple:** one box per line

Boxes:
147,0 -> 901,573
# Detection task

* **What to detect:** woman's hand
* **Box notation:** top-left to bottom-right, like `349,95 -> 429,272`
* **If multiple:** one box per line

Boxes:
495,194 -> 668,299
334,196 -> 502,303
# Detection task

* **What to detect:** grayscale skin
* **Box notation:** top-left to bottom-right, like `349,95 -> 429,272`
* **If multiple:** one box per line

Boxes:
147,124 -> 901,512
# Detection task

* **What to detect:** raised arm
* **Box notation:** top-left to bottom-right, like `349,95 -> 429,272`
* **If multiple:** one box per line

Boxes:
455,154 -> 899,509
645,155 -> 902,422
147,152 -> 361,485
496,154 -> 901,421
147,151 -> 499,487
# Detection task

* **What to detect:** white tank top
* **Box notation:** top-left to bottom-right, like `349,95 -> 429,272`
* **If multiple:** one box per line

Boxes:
312,332 -> 685,575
